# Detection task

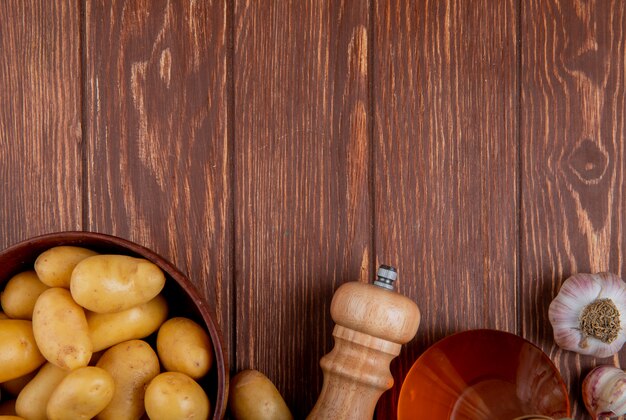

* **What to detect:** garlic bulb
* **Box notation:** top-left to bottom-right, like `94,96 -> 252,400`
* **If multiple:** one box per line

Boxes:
582,365 -> 626,418
548,272 -> 626,358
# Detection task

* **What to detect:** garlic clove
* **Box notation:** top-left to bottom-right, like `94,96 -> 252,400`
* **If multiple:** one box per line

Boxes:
581,335 -> 626,359
555,273 -> 603,310
583,365 -> 626,418
549,273 -> 626,358
597,273 -> 626,299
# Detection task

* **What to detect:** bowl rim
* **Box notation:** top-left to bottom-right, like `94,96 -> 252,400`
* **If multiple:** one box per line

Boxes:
397,328 -> 571,419
0,230 -> 229,419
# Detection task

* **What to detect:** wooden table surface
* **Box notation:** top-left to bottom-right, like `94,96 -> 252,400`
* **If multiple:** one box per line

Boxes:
1,1 -> 624,418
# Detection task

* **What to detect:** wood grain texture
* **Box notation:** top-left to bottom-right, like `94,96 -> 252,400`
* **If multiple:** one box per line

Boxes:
521,1 -> 626,417
373,0 -> 519,416
0,1 -> 82,247
233,0 -> 371,416
83,0 -> 232,364
3,0 -> 626,417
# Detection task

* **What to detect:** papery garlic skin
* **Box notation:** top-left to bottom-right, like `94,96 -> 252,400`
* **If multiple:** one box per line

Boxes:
549,273 -> 626,358
583,365 -> 626,418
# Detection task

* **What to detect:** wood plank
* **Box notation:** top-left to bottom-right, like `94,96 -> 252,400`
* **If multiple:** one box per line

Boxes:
521,1 -> 626,417
83,0 -> 231,368
373,0 -> 519,416
0,1 -> 82,247
233,0 -> 371,416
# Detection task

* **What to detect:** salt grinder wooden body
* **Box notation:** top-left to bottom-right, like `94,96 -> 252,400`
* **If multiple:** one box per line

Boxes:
308,265 -> 420,420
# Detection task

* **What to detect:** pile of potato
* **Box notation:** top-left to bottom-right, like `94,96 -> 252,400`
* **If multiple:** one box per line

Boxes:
0,246 -> 214,420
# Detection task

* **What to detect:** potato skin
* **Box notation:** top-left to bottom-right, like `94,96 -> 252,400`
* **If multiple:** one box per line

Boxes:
229,370 -> 293,420
157,317 -> 213,379
95,340 -> 160,420
32,288 -> 92,370
15,363 -> 69,420
70,255 -> 165,313
1,271 -> 49,320
0,320 -> 45,382
34,246 -> 98,288
87,294 -> 168,352
46,366 -> 114,420
144,372 -> 210,420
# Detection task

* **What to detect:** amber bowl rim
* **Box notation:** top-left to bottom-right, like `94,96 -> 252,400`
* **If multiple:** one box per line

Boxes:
397,328 -> 571,419
0,231 -> 228,419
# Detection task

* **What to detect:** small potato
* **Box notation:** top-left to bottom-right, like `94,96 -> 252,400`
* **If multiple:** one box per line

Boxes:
47,366 -> 114,420
34,246 -> 97,288
229,370 -> 293,420
0,370 -> 37,397
0,320 -> 45,382
145,372 -> 209,420
1,271 -> 49,320
157,317 -> 213,379
32,288 -> 92,370
88,294 -> 168,352
15,363 -> 69,420
71,255 -> 165,313
95,340 -> 160,420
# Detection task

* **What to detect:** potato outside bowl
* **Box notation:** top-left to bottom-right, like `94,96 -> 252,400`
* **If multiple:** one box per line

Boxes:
0,231 -> 228,419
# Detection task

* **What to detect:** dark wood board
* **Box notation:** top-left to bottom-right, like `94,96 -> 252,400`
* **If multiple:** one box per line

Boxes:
373,0 -> 519,416
0,1 -> 83,246
233,0 -> 371,417
82,0 -> 232,362
3,0 -> 626,417
521,0 -> 626,417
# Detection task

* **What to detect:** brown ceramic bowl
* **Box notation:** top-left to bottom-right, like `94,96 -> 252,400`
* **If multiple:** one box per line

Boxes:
0,231 -> 228,419
398,329 -> 570,420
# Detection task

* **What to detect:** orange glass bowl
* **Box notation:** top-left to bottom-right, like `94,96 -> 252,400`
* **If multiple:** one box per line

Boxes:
397,329 -> 570,420
0,231 -> 228,419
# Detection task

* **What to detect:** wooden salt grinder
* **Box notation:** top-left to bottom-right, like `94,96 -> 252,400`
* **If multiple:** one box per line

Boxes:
308,265 -> 421,420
